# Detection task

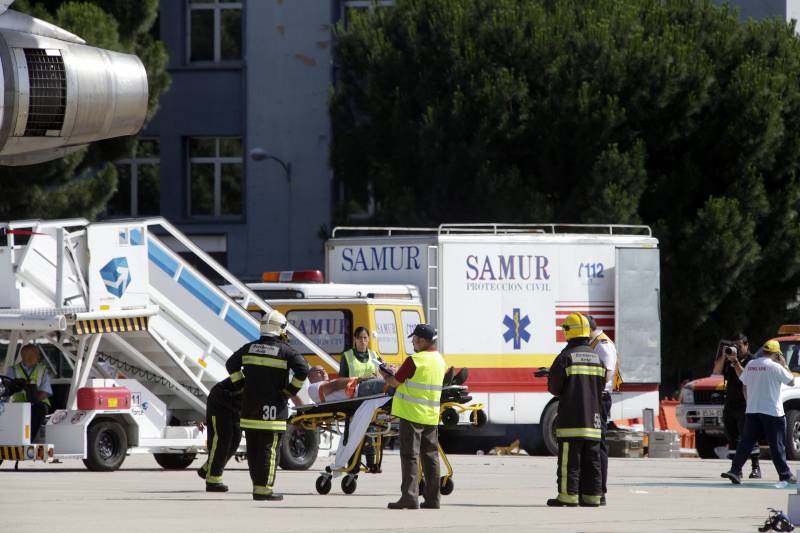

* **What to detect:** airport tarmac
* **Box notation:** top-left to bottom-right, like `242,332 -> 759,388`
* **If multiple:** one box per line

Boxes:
0,453 -> 796,532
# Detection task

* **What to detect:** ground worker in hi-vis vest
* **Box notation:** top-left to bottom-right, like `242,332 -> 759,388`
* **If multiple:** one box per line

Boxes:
380,323 -> 446,510
226,310 -> 309,501
339,326 -> 382,379
547,312 -> 606,508
196,371 -> 244,492
10,344 -> 52,442
339,326 -> 383,471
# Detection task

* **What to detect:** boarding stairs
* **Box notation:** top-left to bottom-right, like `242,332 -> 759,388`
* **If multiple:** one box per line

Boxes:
0,218 -> 339,426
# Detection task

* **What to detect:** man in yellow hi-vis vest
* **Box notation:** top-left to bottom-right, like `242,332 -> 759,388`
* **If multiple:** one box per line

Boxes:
380,323 -> 445,510
588,315 -> 619,506
9,344 -> 52,442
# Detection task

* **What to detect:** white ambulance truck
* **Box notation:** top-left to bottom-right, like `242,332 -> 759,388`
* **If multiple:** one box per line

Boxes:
325,224 -> 661,454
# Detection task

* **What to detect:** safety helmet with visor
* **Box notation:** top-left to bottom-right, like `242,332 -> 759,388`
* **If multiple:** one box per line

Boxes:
561,312 -> 590,341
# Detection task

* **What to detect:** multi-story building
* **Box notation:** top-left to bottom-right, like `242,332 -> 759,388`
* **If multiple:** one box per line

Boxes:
108,0 -> 390,281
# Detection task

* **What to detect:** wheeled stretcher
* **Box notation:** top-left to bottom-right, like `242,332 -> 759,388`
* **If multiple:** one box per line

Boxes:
289,385 -> 485,495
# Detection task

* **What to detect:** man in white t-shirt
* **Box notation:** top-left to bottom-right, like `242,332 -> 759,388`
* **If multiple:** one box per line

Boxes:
307,366 -> 388,404
588,316 -> 617,506
722,340 -> 796,484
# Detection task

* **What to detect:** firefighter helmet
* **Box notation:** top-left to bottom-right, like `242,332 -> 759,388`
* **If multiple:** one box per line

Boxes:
561,312 -> 590,341
260,309 -> 288,337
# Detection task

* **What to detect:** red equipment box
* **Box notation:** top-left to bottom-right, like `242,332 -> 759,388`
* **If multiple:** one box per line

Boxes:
76,387 -> 131,411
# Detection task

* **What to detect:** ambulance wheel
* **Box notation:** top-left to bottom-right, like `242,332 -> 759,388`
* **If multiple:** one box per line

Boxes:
440,476 -> 454,495
785,409 -> 800,460
441,408 -> 459,428
154,452 -> 197,470
83,420 -> 127,471
472,409 -> 488,428
316,475 -> 332,495
342,475 -> 358,494
280,425 -> 319,470
541,401 -> 559,456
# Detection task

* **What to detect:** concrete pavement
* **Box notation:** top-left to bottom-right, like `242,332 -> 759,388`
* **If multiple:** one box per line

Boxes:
0,454 -> 796,532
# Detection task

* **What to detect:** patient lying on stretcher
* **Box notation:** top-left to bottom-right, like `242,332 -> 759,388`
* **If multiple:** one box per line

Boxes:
307,365 -> 392,404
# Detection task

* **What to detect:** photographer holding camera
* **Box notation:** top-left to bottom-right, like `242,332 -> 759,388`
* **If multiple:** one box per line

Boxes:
722,340 -> 796,484
712,333 -> 760,477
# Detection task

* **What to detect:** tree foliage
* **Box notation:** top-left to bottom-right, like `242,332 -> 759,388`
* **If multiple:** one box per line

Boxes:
330,0 -> 800,382
0,0 -> 169,221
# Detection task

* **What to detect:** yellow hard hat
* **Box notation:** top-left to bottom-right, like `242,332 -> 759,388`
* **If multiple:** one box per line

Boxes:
763,340 -> 782,355
561,312 -> 590,341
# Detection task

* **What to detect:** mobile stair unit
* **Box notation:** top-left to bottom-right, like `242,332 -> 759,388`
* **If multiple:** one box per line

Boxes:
0,218 -> 338,471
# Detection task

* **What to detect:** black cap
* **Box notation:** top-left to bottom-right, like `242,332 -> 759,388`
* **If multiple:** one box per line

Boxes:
587,315 -> 597,331
409,323 -> 437,341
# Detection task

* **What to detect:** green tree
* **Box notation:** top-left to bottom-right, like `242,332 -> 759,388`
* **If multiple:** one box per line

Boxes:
331,0 -> 800,383
0,0 -> 169,221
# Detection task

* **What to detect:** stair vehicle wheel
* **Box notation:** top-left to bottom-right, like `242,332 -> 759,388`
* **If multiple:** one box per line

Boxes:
154,452 -> 197,470
280,425 -> 319,470
83,420 -> 128,471
441,407 -> 459,428
341,474 -> 358,494
316,475 -> 332,495
440,476 -> 454,495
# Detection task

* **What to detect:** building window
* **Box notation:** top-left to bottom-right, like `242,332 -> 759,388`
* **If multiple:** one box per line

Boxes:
188,0 -> 242,63
341,0 -> 393,27
189,137 -> 243,217
108,138 -> 160,217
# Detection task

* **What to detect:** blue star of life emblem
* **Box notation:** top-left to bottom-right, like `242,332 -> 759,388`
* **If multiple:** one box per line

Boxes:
503,308 -> 531,350
100,257 -> 132,298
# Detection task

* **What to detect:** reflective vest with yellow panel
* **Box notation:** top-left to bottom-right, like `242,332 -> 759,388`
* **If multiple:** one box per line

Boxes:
391,350 -> 446,425
589,332 -> 623,392
10,363 -> 51,407
341,349 -> 380,378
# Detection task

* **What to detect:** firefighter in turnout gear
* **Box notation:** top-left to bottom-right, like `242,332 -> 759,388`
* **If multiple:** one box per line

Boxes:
226,310 -> 309,501
547,312 -> 606,507
197,371 -> 245,492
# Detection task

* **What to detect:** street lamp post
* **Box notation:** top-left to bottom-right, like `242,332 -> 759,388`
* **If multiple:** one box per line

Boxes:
250,147 -> 293,266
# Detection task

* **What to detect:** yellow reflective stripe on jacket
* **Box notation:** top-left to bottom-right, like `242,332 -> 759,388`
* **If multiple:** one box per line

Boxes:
290,376 -> 305,389
230,370 -> 244,383
240,419 -> 287,431
556,427 -> 602,439
565,365 -> 606,377
403,381 -> 442,392
242,355 -> 287,369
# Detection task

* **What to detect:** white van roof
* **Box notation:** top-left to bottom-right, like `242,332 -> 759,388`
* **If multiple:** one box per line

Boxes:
220,282 -> 422,301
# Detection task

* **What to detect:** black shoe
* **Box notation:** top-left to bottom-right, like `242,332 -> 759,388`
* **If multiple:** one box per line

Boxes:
749,467 -> 762,479
387,500 -> 419,509
420,501 -> 440,509
780,474 -> 798,484
546,498 -> 577,507
197,467 -> 207,480
253,493 -> 283,501
579,501 -> 600,507
206,483 -> 228,492
600,495 -> 606,506
721,471 -> 742,484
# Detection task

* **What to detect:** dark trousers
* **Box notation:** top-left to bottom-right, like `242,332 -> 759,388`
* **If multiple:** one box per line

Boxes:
244,429 -> 282,495
730,413 -> 791,480
30,402 -> 49,443
398,419 -> 440,506
599,392 -> 612,494
201,408 -> 241,484
723,407 -> 759,465
556,438 -> 602,505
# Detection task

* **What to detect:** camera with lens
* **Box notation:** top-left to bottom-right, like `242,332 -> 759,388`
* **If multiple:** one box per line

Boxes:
718,340 -> 739,360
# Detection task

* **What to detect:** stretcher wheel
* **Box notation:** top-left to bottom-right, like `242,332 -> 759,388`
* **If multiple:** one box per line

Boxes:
440,476 -> 454,495
342,475 -> 357,494
441,407 -> 459,428
472,409 -> 487,428
316,475 -> 332,495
